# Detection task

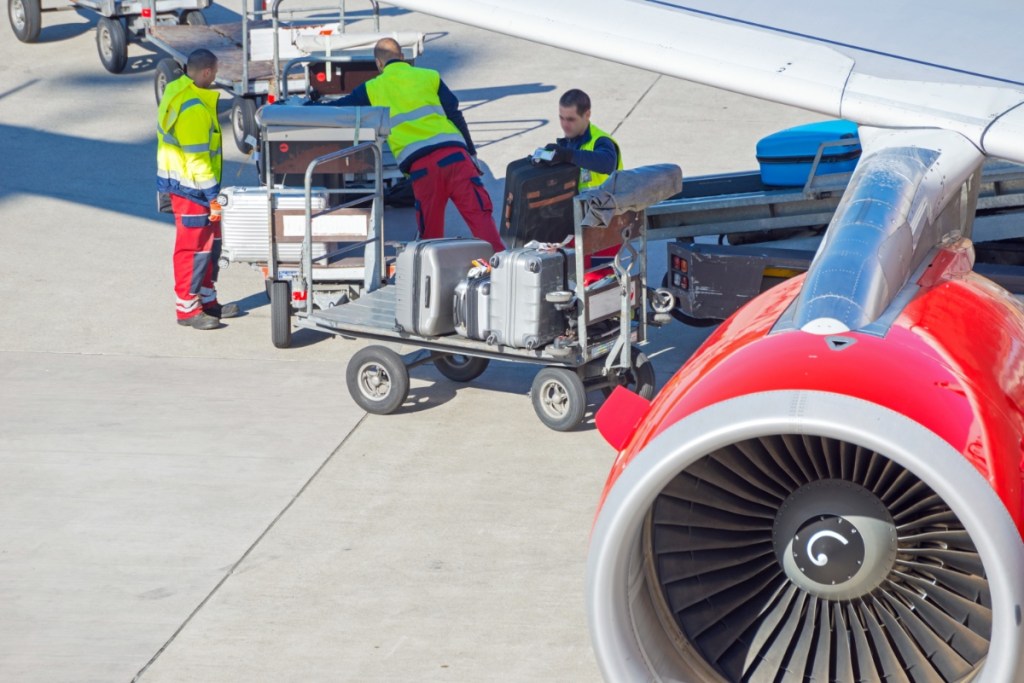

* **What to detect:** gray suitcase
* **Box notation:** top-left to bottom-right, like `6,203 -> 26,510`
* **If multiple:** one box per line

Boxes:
220,186 -> 330,264
487,247 -> 572,349
453,275 -> 491,340
395,238 -> 495,336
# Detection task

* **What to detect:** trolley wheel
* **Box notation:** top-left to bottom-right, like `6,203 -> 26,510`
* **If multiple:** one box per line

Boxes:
600,346 -> 656,399
154,57 -> 183,104
232,97 -> 259,154
96,16 -> 128,74
8,0 -> 40,43
179,9 -> 206,25
433,354 -> 489,383
270,279 -> 292,349
347,346 -> 409,415
531,367 -> 587,432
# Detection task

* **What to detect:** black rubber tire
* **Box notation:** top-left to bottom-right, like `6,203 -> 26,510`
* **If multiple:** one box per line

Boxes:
8,0 -> 41,43
433,354 -> 489,383
179,9 -> 206,25
531,367 -> 587,432
232,98 -> 259,154
270,280 -> 292,349
600,346 -> 656,399
154,57 -> 183,104
347,346 -> 410,415
96,16 -> 128,74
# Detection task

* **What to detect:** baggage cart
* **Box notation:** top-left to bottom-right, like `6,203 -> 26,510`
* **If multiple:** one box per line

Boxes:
146,0 -> 422,153
270,125 -> 682,429
247,104 -> 391,331
9,0 -> 210,68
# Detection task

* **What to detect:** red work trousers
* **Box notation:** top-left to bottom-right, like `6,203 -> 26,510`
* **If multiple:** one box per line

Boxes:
408,147 -> 505,253
171,194 -> 222,320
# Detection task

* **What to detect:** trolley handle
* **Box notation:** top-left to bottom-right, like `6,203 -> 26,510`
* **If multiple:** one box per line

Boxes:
297,140 -> 384,313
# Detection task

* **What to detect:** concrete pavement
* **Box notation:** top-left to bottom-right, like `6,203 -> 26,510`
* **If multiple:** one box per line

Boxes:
0,2 -> 817,680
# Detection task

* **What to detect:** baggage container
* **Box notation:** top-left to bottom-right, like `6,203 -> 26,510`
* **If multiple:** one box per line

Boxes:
488,247 -> 572,349
500,157 -> 579,248
756,120 -> 860,186
221,186 -> 330,264
452,274 -> 491,340
395,238 -> 494,337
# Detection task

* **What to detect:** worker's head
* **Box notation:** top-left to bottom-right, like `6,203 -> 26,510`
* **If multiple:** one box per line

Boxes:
373,38 -> 404,72
558,89 -> 592,139
186,49 -> 218,89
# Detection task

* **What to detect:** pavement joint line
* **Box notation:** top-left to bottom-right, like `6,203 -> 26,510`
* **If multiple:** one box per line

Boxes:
129,412 -> 370,682
0,348 -> 341,364
611,74 -> 662,137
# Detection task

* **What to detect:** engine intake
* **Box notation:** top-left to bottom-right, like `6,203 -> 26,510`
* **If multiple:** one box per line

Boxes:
587,391 -> 1024,683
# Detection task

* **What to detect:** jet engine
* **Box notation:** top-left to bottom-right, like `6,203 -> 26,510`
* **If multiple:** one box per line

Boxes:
589,264 -> 1024,682
590,127 -> 1024,682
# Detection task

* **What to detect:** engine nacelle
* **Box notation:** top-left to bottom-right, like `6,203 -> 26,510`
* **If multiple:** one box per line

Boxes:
589,271 -> 1024,683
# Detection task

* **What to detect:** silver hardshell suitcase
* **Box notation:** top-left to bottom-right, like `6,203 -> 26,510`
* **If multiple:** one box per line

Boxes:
220,186 -> 329,264
487,247 -> 572,349
395,238 -> 495,336
453,275 -> 491,340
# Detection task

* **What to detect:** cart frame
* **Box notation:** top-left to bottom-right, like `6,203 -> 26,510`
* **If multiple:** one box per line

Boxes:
274,149 -> 679,430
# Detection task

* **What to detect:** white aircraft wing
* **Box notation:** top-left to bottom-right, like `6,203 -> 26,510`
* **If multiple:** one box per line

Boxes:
382,0 -> 1024,164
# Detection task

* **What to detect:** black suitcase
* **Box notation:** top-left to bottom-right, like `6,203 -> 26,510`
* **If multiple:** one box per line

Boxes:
500,158 -> 579,249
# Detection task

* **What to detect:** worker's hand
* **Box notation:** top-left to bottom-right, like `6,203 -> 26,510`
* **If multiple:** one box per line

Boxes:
208,200 -> 223,222
550,146 -> 574,165
539,143 -> 573,166
470,154 -> 485,175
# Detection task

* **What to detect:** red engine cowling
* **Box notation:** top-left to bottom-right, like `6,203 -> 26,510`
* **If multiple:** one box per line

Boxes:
589,264 -> 1024,682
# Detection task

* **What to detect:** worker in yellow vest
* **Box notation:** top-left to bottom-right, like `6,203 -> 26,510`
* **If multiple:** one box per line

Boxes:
318,38 -> 505,252
544,89 -> 624,268
156,48 -> 239,330
544,89 -> 623,190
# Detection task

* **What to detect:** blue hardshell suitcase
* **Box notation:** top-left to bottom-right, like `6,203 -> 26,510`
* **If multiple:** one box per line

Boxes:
756,120 -> 860,186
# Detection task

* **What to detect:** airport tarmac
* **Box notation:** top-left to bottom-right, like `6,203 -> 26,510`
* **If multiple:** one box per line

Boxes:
0,2 -> 820,680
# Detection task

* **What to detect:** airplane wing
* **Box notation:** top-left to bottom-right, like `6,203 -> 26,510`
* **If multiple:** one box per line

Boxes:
383,0 -> 1024,163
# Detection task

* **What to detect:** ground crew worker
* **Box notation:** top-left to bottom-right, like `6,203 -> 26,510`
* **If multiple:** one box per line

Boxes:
156,48 -> 239,330
545,88 -> 623,191
544,89 -> 623,266
317,37 -> 505,253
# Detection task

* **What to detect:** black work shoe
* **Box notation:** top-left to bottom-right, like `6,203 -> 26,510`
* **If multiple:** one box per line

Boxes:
177,312 -> 222,330
204,302 -> 240,319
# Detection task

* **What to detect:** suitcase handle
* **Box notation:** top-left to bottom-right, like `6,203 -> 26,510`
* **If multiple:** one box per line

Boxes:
424,275 -> 431,308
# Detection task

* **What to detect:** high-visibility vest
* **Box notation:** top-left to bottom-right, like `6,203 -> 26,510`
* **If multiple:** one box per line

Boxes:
579,123 -> 622,190
365,62 -> 466,166
156,75 -> 222,205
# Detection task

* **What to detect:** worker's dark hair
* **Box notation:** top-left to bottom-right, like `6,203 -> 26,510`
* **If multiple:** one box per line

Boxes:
374,37 -> 403,65
559,89 -> 591,116
186,49 -> 217,74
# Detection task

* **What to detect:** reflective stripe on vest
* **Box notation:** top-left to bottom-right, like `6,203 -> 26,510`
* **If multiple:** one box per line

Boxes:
365,62 -> 464,165
579,123 -> 622,190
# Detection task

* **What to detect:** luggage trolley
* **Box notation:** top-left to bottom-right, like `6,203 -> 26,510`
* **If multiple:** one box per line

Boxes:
278,133 -> 682,429
255,105 -> 392,349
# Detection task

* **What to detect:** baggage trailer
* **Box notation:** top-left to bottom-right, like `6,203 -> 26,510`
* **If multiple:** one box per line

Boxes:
146,0 -> 422,153
648,144 -> 1024,325
265,114 -> 681,430
9,0 -> 211,71
302,180 -> 674,432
